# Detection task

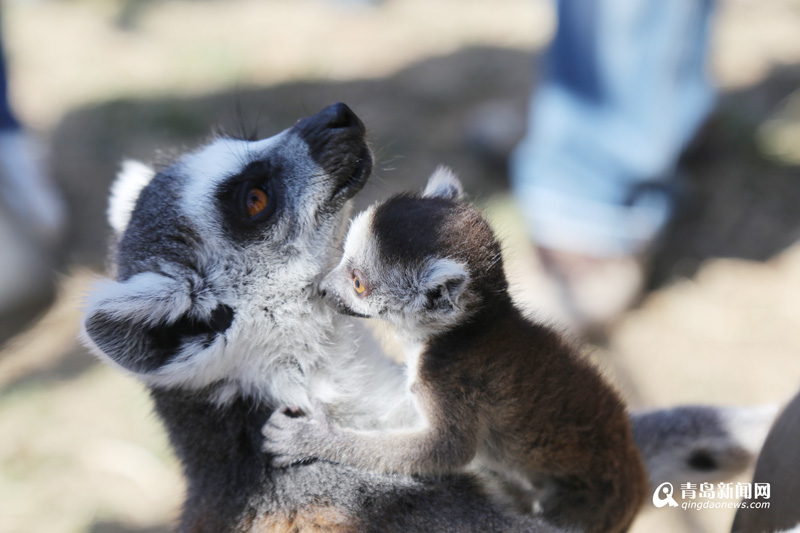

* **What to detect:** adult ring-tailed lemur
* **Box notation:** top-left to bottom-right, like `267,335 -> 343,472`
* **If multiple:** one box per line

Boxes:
81,103 -> 778,532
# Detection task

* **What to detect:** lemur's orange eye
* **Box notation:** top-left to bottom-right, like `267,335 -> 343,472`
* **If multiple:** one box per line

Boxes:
353,277 -> 365,294
246,188 -> 269,217
352,269 -> 369,296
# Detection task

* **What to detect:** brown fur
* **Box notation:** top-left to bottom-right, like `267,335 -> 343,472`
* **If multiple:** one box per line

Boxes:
270,297 -> 648,532
253,507 -> 364,533
374,191 -> 648,531
416,299 -> 648,533
265,190 -> 648,532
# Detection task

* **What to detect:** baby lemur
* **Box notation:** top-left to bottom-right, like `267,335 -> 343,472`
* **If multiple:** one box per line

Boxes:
263,168 -> 647,533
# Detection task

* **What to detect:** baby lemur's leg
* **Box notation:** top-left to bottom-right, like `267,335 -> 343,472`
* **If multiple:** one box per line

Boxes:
532,452 -> 647,533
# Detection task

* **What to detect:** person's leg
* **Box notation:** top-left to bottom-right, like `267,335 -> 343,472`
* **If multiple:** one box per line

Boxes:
0,15 -> 65,344
0,17 -> 65,246
511,0 -> 715,329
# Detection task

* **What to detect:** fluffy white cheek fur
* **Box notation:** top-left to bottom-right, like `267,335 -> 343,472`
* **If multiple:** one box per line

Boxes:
95,139 -> 417,426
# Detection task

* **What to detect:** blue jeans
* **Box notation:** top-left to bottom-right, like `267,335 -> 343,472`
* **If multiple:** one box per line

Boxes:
511,0 -> 715,256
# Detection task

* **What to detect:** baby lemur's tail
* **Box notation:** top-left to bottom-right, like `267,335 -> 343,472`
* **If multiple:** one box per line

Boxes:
631,404 -> 779,491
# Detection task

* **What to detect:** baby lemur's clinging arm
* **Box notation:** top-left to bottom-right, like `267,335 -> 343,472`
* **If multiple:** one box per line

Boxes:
263,168 -> 648,533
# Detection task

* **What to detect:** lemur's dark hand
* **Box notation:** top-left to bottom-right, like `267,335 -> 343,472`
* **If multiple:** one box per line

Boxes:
262,398 -> 335,467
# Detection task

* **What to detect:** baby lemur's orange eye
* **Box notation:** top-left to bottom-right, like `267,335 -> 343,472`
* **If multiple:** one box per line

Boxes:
352,269 -> 369,297
246,188 -> 269,217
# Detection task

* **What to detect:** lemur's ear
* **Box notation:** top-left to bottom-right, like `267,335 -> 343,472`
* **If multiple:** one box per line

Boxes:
108,160 -> 156,236
422,166 -> 464,201
419,258 -> 469,313
81,272 -> 234,380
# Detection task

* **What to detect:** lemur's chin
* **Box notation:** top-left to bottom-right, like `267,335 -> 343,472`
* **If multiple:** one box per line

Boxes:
320,291 -> 371,319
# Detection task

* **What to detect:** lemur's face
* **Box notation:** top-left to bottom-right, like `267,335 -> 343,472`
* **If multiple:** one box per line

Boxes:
320,204 -> 416,322
320,168 -> 473,342
82,103 -> 373,395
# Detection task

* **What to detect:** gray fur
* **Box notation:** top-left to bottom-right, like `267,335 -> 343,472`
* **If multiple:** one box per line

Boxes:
82,104 -> 776,532
632,404 -> 778,491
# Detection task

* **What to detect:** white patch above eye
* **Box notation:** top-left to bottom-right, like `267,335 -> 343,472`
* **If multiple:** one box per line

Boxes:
108,159 -> 156,236
179,134 -> 286,227
422,165 -> 464,201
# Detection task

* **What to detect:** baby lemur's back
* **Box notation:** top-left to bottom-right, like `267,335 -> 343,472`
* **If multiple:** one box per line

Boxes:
265,168 -> 647,532
425,300 -> 647,532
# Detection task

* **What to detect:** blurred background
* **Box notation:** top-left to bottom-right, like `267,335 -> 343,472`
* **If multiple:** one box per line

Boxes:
0,0 -> 799,532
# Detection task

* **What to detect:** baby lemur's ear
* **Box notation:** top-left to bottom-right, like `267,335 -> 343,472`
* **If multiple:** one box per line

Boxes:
419,258 -> 470,313
422,166 -> 464,202
81,272 -> 234,381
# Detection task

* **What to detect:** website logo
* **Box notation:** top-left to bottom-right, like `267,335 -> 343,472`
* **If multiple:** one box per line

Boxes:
652,481 -> 771,511
653,482 -> 679,508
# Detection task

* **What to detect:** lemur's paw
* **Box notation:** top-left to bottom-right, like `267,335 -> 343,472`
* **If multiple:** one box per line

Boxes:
262,410 -> 309,455
262,399 -> 335,462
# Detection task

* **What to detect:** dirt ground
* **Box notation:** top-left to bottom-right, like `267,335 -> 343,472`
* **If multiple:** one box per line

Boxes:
1,1 -> 800,532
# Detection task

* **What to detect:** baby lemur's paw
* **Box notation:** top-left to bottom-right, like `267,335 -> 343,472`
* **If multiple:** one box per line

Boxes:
262,399 -> 335,467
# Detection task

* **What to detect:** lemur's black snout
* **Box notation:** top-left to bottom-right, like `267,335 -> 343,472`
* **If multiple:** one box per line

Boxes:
295,103 -> 372,204
318,102 -> 364,132
294,103 -> 365,141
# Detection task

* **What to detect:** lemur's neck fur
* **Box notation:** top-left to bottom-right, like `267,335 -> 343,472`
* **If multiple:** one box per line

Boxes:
150,386 -> 272,532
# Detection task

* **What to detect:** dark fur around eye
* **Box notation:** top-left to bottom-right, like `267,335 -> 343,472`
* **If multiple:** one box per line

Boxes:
216,159 -> 279,232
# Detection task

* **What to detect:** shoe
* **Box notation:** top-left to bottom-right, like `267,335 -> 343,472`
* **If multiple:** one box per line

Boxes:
537,247 -> 647,338
481,193 -> 647,338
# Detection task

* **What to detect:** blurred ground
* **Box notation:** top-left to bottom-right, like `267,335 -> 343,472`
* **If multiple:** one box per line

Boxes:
0,0 -> 799,532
